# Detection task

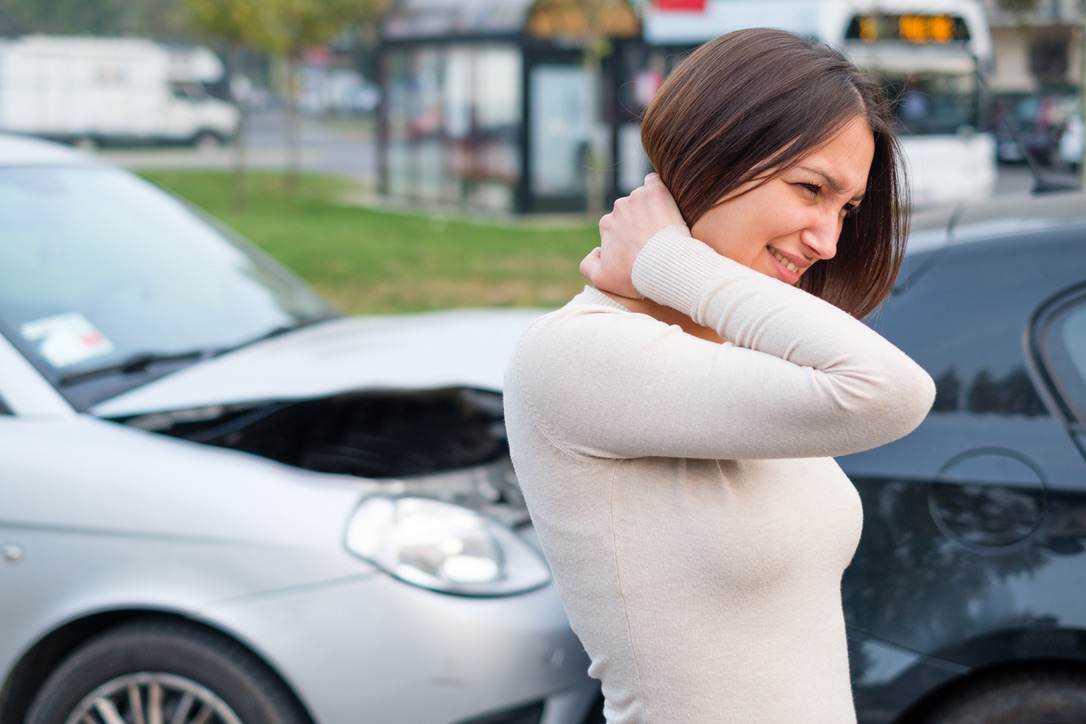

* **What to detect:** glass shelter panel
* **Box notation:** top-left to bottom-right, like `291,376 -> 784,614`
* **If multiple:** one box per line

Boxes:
383,43 -> 521,212
468,46 -> 521,211
613,44 -> 697,195
413,46 -> 446,203
530,63 -> 591,198
385,49 -> 420,200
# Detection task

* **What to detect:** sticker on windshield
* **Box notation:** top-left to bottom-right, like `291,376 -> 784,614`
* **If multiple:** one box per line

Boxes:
19,313 -> 114,368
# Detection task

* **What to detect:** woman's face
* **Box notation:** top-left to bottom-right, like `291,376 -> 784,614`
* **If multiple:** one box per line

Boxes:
689,114 -> 875,286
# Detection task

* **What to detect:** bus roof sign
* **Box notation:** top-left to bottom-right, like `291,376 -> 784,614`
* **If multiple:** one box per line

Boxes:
654,0 -> 708,10
642,0 -> 989,63
845,13 -> 970,44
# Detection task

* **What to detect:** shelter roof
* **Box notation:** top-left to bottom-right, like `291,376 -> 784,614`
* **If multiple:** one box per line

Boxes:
383,0 -> 536,39
383,0 -> 640,41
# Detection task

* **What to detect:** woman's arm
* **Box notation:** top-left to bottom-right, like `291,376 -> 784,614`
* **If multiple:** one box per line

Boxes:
508,182 -> 935,461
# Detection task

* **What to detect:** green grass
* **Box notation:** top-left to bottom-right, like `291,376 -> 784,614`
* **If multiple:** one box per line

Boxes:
137,170 -> 598,314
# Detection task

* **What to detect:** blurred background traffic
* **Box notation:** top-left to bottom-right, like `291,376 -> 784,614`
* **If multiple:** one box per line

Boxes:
1,0 -> 1083,313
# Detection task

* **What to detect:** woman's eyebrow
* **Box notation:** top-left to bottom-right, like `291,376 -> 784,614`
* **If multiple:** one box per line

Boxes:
797,165 -> 865,202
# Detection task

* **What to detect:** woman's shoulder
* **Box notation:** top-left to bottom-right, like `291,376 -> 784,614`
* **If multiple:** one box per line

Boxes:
516,285 -> 665,349
517,286 -> 620,336
507,287 -> 707,401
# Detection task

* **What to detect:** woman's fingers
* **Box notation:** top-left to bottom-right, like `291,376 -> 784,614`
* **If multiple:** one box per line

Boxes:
583,174 -> 683,298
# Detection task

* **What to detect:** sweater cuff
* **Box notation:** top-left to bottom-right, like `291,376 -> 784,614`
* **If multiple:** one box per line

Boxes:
631,224 -> 726,318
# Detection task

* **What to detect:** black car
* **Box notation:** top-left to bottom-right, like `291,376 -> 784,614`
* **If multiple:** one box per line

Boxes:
839,191 -> 1086,723
990,94 -> 1077,166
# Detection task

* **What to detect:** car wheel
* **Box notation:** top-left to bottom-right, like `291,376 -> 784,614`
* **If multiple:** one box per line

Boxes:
913,668 -> 1086,724
26,621 -> 307,724
193,130 -> 224,150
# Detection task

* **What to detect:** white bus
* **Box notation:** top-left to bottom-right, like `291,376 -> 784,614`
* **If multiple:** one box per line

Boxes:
634,0 -> 995,208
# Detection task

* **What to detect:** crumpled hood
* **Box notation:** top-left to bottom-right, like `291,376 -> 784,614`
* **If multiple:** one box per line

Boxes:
91,307 -> 548,418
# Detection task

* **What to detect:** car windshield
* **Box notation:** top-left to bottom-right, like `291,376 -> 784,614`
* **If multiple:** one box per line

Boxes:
882,72 -> 979,136
0,165 -> 337,408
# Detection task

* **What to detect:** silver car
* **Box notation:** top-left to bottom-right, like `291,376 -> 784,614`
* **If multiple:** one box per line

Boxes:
0,135 -> 600,724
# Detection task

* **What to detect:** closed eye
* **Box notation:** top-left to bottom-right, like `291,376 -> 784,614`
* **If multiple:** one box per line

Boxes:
796,182 -> 860,217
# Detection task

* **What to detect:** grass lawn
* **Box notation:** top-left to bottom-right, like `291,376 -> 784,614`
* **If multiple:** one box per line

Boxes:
138,170 -> 599,314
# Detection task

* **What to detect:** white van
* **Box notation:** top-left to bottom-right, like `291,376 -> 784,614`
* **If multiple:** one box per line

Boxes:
0,35 -> 239,147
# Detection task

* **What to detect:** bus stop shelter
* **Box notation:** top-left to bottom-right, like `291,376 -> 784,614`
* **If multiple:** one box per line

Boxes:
377,0 -> 642,214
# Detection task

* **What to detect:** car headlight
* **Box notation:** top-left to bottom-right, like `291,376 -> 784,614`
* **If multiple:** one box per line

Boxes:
344,495 -> 550,596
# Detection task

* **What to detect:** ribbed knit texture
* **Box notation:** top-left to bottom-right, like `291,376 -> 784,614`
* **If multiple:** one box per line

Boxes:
503,225 -> 935,723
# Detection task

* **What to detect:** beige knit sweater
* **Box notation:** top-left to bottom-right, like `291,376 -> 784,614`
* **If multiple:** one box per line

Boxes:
502,225 -> 936,723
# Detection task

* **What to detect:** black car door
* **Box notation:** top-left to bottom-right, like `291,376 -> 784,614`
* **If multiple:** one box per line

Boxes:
839,228 -> 1086,664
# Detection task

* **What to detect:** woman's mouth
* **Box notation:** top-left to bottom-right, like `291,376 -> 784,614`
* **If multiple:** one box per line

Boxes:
766,246 -> 802,284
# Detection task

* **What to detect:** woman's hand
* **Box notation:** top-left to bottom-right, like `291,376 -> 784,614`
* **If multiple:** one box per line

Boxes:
579,172 -> 689,299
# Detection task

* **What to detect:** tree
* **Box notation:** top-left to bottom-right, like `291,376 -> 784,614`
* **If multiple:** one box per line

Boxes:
186,0 -> 387,195
966,369 -> 998,414
250,0 -> 389,192
0,0 -> 190,37
932,368 -> 961,413
0,0 -> 127,35
185,0 -> 262,209
122,0 -> 193,40
527,0 -> 640,218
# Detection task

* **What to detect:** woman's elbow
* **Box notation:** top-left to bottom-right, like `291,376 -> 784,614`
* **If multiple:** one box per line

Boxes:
831,357 -> 935,450
876,360 -> 936,442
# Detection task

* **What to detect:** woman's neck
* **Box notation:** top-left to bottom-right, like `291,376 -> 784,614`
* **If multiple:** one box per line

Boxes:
596,289 -> 728,345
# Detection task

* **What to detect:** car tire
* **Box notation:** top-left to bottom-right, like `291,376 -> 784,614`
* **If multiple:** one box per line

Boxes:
25,620 -> 307,724
193,130 -> 224,150
913,668 -> 1086,724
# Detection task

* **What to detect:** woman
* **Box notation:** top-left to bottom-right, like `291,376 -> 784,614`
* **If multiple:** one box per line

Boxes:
502,28 -> 936,723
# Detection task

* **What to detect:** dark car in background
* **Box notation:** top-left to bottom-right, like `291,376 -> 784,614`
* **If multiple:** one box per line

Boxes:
991,93 -> 1079,166
839,192 -> 1086,723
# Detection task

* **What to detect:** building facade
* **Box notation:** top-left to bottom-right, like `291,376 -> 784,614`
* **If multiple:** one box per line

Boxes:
984,0 -> 1083,93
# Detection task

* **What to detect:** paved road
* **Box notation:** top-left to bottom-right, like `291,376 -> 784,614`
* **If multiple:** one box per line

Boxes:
95,111 -> 1069,203
994,165 -> 1034,195
95,109 -> 377,185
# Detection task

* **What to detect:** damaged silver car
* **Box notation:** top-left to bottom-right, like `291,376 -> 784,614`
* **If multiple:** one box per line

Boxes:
0,134 -> 601,724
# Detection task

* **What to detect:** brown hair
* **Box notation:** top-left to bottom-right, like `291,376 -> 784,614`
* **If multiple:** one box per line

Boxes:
641,27 -> 908,319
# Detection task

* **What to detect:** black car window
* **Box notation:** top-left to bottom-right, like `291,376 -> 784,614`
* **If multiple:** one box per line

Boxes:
865,231 -> 1086,420
0,394 -> 10,415
1033,284 -> 1086,422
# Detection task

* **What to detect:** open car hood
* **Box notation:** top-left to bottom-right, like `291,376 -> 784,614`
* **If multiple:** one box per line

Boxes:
90,308 -> 547,418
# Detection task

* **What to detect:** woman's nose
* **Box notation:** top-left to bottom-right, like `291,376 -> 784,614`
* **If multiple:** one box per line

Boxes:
800,210 -> 840,261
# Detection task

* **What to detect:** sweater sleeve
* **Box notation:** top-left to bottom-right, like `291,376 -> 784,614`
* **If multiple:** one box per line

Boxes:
509,224 -> 936,461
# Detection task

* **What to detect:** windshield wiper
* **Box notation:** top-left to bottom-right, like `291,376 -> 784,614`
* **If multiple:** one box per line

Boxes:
208,313 -> 340,358
55,314 -> 339,387
58,349 -> 212,387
